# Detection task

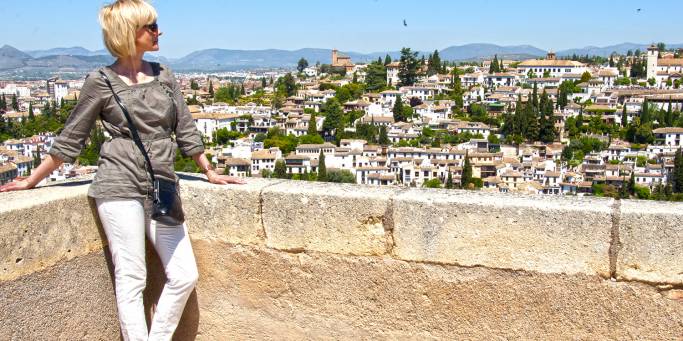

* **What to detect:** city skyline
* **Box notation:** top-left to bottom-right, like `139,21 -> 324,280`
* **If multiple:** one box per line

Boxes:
2,0 -> 682,58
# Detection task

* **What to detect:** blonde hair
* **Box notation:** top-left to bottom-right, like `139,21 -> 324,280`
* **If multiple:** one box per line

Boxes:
99,0 -> 157,58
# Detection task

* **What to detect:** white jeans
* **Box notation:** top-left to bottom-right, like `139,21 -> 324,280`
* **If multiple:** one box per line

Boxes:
96,198 -> 199,341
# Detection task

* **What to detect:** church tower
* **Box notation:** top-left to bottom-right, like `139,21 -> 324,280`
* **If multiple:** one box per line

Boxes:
646,44 -> 658,81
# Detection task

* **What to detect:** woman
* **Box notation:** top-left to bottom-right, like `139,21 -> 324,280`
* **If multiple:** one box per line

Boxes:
0,0 -> 244,339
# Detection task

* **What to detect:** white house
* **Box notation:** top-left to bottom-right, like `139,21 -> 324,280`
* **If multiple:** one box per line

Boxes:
518,52 -> 587,79
653,127 -> 683,148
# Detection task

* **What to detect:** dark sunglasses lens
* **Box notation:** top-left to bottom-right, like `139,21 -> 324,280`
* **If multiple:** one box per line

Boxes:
147,23 -> 158,31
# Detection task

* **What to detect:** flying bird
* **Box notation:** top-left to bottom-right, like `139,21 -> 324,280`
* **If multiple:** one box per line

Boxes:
636,8 -> 641,12
403,19 -> 407,27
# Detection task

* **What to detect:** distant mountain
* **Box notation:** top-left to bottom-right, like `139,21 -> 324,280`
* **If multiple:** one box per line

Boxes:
438,43 -> 546,61
0,45 -> 32,70
2,42 -> 683,79
557,43 -> 683,57
170,48 -> 393,71
25,47 -> 110,58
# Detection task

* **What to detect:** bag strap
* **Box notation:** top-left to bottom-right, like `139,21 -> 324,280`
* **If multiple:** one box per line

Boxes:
98,69 -> 157,185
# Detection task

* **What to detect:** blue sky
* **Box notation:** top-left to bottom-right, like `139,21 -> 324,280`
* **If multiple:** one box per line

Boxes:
2,0 -> 681,58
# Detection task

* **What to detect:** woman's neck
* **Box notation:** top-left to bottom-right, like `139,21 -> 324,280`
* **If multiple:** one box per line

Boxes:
113,53 -> 147,82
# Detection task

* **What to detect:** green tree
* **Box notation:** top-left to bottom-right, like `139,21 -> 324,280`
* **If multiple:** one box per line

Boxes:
297,57 -> 309,73
322,98 -> 343,135
621,104 -> 628,127
398,47 -> 419,86
423,178 -> 442,188
326,169 -> 355,183
307,112 -> 318,136
28,102 -> 34,120
384,54 -> 392,66
428,49 -> 442,76
0,94 -> 6,111
276,73 -> 297,97
11,94 -> 18,111
673,148 -> 683,193
190,80 -> 199,90
273,160 -> 288,179
393,95 -> 405,122
445,172 -> 454,189
580,71 -> 592,83
461,151 -> 472,189
208,80 -> 214,98
365,62 -> 387,91
317,150 -> 327,182
489,54 -> 501,73
378,125 -> 390,145
33,148 -> 41,169
78,125 -> 106,166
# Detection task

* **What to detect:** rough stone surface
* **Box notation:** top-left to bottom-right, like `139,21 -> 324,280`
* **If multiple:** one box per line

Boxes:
618,199 -> 683,285
0,251 -> 120,341
0,182 -> 103,281
180,176 -> 282,245
261,181 -> 397,255
2,179 -> 683,339
3,242 -> 682,340
392,189 -> 614,276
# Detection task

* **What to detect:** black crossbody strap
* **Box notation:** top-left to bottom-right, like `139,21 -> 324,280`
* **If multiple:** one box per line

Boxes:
99,70 -> 157,184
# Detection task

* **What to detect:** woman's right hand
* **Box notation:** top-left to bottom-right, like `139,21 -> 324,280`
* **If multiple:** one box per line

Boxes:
0,180 -> 34,192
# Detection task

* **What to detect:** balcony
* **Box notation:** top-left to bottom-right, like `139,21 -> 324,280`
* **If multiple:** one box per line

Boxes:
1,176 -> 682,339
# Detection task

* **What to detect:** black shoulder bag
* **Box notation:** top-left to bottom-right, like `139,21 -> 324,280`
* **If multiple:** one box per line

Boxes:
99,70 -> 185,226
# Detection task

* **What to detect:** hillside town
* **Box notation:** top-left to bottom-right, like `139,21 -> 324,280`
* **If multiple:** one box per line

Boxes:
2,44 -> 683,200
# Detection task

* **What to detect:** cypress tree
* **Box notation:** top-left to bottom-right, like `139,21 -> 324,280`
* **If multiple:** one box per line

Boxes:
11,94 -> 18,111
525,102 -> 539,141
209,80 -> 214,98
384,54 -> 392,66
0,94 -> 6,110
28,102 -> 34,120
621,104 -> 628,127
393,95 -> 404,122
378,125 -> 389,145
461,151 -> 472,189
673,148 -> 683,193
628,172 -> 636,196
531,83 -> 539,109
33,148 -> 41,169
274,160 -> 287,179
307,112 -> 317,136
317,149 -> 327,182
641,99 -> 651,123
445,171 -> 454,189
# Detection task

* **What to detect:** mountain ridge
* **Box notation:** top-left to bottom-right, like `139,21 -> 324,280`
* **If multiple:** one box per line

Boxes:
2,42 -> 683,77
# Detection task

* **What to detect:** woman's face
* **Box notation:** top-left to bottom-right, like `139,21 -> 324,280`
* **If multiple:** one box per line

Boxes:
135,21 -> 161,54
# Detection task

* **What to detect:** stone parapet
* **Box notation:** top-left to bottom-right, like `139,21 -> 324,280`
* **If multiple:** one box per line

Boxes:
1,176 -> 681,339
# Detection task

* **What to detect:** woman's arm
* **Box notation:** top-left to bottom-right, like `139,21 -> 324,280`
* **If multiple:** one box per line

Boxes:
191,152 -> 245,185
0,154 -> 64,192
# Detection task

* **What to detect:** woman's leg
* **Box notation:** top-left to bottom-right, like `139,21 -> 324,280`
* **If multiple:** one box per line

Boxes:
146,219 -> 199,341
96,198 -> 148,341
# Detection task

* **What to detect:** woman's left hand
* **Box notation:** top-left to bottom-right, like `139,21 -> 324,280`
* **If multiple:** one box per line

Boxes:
206,171 -> 246,185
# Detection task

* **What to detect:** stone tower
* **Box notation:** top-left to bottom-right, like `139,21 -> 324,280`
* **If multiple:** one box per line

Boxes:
646,44 -> 658,81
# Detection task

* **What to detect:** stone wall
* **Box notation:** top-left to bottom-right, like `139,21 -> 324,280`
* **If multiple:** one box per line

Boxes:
1,176 -> 681,340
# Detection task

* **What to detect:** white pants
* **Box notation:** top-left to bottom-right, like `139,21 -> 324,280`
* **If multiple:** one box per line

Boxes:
96,198 -> 199,341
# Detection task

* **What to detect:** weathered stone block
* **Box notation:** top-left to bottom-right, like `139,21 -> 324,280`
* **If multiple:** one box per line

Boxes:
261,181 -> 396,255
0,182 -> 101,281
181,177 -> 282,246
392,189 -> 613,276
618,200 -> 683,285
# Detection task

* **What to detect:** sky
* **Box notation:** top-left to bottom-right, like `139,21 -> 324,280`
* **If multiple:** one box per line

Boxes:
2,0 -> 681,58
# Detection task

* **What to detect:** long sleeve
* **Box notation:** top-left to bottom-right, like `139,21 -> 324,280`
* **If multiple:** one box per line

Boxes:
48,72 -> 105,163
165,67 -> 204,157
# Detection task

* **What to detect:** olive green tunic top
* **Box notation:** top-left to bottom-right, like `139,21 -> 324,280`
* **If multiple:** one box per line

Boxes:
48,63 -> 204,199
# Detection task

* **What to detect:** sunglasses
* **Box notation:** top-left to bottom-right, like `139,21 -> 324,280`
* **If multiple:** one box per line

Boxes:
143,22 -> 159,33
